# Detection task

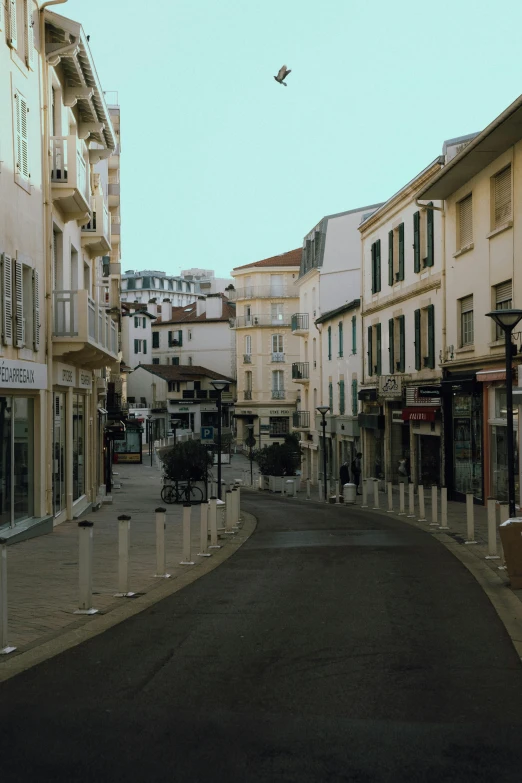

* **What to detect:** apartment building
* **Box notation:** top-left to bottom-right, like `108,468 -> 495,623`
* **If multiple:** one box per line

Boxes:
0,3 -> 120,539
121,270 -> 198,309
120,303 -> 155,369
151,294 -> 236,378
359,159 -> 444,487
180,268 -> 234,296
230,249 -> 301,445
418,104 -> 522,505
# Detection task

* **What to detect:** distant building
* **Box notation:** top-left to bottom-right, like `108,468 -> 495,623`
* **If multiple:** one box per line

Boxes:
181,268 -> 234,295
120,270 -> 198,310
120,303 -> 156,369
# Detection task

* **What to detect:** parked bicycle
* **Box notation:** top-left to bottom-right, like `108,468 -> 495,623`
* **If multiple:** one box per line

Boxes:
161,480 -> 203,505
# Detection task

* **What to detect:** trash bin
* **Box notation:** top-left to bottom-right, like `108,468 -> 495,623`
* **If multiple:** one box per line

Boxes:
499,518 -> 522,588
285,479 -> 297,497
343,483 -> 356,504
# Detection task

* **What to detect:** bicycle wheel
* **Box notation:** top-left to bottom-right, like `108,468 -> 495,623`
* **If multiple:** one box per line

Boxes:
161,484 -> 175,504
188,485 -> 203,504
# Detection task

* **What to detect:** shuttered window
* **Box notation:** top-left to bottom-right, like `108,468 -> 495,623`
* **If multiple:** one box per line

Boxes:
351,379 -> 358,416
388,230 -> 394,287
8,0 -> 17,48
413,211 -> 420,272
32,269 -> 40,350
1,254 -> 13,346
495,280 -> 513,339
339,380 -> 345,415
425,204 -> 434,266
327,325 -> 332,360
371,240 -> 381,294
14,90 -> 30,179
398,223 -> 405,280
414,309 -> 421,370
367,325 -> 373,376
494,166 -> 511,228
152,331 -> 159,348
338,321 -> 343,357
458,195 -> 473,248
376,323 -> 382,376
14,259 -> 23,347
328,381 -> 333,412
426,305 -> 435,369
398,315 -> 405,373
351,315 -> 356,354
0,1 -> 4,31
388,318 -> 395,374
24,0 -> 34,69
460,295 -> 474,346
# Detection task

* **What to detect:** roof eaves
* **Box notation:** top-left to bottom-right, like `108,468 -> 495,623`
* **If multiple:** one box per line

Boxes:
315,298 -> 361,325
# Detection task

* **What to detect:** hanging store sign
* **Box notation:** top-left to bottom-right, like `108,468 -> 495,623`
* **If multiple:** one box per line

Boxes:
378,376 -> 402,399
401,407 -> 437,422
0,359 -> 47,390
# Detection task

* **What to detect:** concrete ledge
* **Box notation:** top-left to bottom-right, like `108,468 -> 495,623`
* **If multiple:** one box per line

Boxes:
0,515 -> 54,546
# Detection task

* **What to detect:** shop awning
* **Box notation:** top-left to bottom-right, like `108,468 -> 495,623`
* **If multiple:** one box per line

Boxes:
402,407 -> 438,422
476,369 -> 506,382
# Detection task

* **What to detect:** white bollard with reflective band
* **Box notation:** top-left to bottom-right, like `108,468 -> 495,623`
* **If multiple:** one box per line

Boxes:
373,479 -> 380,510
361,479 -> 368,508
0,540 -> 16,654
154,507 -> 171,577
335,481 -> 339,503
387,482 -> 393,513
115,514 -> 135,596
430,486 -> 438,526
198,502 -> 211,557
75,521 -> 98,615
465,493 -> 477,544
486,498 -> 500,559
398,483 -> 406,515
418,485 -> 426,522
224,490 -> 235,534
208,496 -> 221,549
306,479 -> 311,500
237,486 -> 243,522
180,503 -> 195,565
439,487 -> 449,530
498,503 -> 509,570
407,483 -> 415,517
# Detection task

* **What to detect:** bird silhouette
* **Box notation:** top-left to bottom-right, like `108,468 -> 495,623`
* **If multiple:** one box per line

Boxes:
274,65 -> 291,86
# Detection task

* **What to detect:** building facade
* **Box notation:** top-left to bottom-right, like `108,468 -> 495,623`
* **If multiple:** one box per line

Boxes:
120,304 -> 155,369
121,270 -> 198,310
180,268 -> 234,296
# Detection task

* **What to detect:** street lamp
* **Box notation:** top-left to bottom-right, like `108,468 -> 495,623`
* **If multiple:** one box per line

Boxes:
316,405 -> 330,501
245,424 -> 256,486
211,379 -> 228,499
486,308 -> 522,518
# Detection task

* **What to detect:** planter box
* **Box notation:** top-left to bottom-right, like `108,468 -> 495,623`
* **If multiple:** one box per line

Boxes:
499,518 -> 522,588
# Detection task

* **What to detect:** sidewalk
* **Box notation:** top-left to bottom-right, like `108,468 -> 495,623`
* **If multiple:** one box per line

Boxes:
2,460 -> 254,656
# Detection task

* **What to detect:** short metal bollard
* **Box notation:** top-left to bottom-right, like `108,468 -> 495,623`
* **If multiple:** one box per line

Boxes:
398,483 -> 406,515
387,482 -> 393,513
75,521 -> 99,614
373,479 -> 380,510
115,514 -> 135,596
486,497 -> 500,560
465,493 -> 477,544
154,507 -> 171,578
343,483 -> 356,504
439,487 -> 449,530
198,502 -> 211,557
208,496 -> 221,549
418,485 -> 427,522
407,484 -> 415,518
361,478 -> 369,508
430,486 -> 438,526
180,503 -> 195,565
0,539 -> 16,654
285,479 -> 297,498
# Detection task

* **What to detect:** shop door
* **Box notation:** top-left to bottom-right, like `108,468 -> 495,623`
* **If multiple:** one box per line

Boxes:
452,392 -> 483,502
53,393 -> 66,516
417,435 -> 440,486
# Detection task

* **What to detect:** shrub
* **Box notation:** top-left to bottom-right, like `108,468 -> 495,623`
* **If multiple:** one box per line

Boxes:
161,440 -> 213,482
253,440 -> 301,477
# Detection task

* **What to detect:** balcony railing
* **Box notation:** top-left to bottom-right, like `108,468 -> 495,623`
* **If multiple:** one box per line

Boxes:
271,352 -> 285,362
272,390 -> 286,399
111,214 -> 121,241
291,313 -> 309,333
244,390 -> 252,400
82,193 -> 111,255
243,354 -> 252,363
293,410 -> 310,429
50,136 -> 90,216
196,390 -> 208,399
151,400 -> 168,410
292,362 -> 310,381
183,390 -> 195,399
53,290 -> 118,366
228,285 -> 294,300
231,314 -> 291,328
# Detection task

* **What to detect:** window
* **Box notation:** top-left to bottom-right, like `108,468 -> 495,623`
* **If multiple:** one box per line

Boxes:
188,329 -> 192,341
367,324 -> 381,376
460,295 -> 474,347
6,0 -> 17,49
152,331 -> 159,348
371,239 -> 381,294
388,224 -> 405,285
414,306 -> 436,369
269,417 -> 289,437
494,280 -> 512,340
143,339 -> 147,354
328,381 -> 333,411
142,317 -> 146,328
172,357 -> 179,365
425,204 -> 434,267
168,330 -> 182,347
152,358 -> 159,365
24,0 -> 35,69
134,316 -> 139,328
245,371 -> 252,391
413,211 -> 421,272
389,316 -> 406,373
458,194 -> 473,249
0,396 -> 34,526
351,379 -> 358,416
134,339 -> 141,354
493,166 -> 511,228
244,334 -> 251,355
272,370 -> 284,398
338,322 -> 343,357
271,303 -> 283,324
351,315 -> 356,354
187,356 -> 192,366
339,379 -> 345,415
327,325 -> 332,359
272,334 -> 284,361
14,88 -> 30,181
72,394 -> 85,501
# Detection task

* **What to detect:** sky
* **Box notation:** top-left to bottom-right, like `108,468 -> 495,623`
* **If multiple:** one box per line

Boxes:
61,0 -> 522,278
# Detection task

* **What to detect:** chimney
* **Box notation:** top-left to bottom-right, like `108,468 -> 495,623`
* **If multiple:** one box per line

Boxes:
205,294 -> 222,319
196,296 -> 206,317
161,300 -> 172,321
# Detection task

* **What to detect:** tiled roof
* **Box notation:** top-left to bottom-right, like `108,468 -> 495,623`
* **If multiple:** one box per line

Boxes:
155,295 -> 235,325
136,364 -> 234,383
232,248 -> 302,272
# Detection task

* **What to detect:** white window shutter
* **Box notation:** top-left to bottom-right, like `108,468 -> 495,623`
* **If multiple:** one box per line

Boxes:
8,0 -> 17,48
0,1 -> 4,31
14,259 -> 24,347
32,268 -> 40,350
2,254 -> 13,346
494,167 -> 511,227
14,91 -> 30,179
24,0 -> 34,69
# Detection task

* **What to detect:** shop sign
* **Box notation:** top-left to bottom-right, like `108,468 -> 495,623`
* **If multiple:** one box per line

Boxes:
0,358 -> 47,389
401,407 -> 437,422
405,386 -> 441,407
77,370 -> 92,389
391,410 -> 404,424
115,452 -> 141,463
378,376 -> 402,399
417,386 -> 441,398
269,409 -> 290,415
53,362 -> 75,387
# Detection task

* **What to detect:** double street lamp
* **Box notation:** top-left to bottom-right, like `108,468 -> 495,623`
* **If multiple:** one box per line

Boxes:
316,405 -> 330,502
211,379 -> 228,500
486,308 -> 522,518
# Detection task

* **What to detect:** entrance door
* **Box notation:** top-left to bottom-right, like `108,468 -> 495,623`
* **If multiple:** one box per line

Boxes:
53,393 -> 66,516
417,435 -> 440,486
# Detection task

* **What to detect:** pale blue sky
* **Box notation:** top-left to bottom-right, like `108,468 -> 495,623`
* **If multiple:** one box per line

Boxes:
63,0 -> 522,277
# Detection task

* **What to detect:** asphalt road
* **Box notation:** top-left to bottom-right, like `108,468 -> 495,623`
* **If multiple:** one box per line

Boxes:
3,495 -> 522,782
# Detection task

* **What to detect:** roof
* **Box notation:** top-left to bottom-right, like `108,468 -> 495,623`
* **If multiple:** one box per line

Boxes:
233,248 -> 302,272
154,295 -> 235,325
315,299 -> 361,325
135,365 -> 234,384
419,94 -> 522,199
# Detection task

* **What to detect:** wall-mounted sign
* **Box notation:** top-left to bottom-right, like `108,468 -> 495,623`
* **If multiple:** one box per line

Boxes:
77,370 -> 93,389
53,362 -> 75,387
0,359 -> 47,390
378,376 -> 402,398
401,407 -> 437,422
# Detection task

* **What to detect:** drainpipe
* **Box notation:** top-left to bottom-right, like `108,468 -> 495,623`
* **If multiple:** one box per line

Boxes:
39,0 -> 69,517
414,198 -> 447,360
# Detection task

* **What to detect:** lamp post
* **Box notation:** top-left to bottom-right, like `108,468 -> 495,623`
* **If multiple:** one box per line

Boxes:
211,379 -> 228,499
316,405 -> 330,501
486,308 -> 522,518
147,415 -> 153,467
171,418 -> 181,447
246,424 -> 256,486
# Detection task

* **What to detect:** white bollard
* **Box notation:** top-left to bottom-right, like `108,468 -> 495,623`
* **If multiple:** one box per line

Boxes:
498,503 -> 509,570
198,502 -> 211,557
216,498 -> 226,531
373,479 -> 380,510
208,496 -> 221,549
180,503 -> 195,565
327,479 -> 331,500
237,485 -> 243,522
486,498 -> 500,560
318,480 -> 323,502
418,485 -> 426,522
154,507 -> 171,577
361,478 -> 368,508
439,487 -> 449,530
232,487 -> 240,527
224,490 -> 235,534
115,514 -> 135,596
335,481 -> 339,503
407,483 -> 415,517
306,479 -> 311,500
387,482 -> 394,513
430,486 -> 438,526
0,540 -> 16,654
74,521 -> 98,616
398,483 -> 406,515
465,493 -> 477,544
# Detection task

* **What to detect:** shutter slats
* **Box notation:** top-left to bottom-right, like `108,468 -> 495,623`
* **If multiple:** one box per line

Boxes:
8,0 -> 17,48
388,230 -> 394,286
398,223 -> 404,280
494,167 -> 511,227
367,325 -> 373,376
388,318 -> 394,374
496,280 -> 512,304
376,239 -> 381,293
2,254 -> 13,346
459,195 -> 473,247
0,0 -> 4,31
460,294 -> 473,314
426,305 -> 435,369
414,309 -> 421,370
24,0 -> 34,69
398,315 -> 405,372
426,203 -> 434,266
14,259 -> 24,348
32,268 -> 40,350
376,323 -> 382,375
413,211 -> 420,272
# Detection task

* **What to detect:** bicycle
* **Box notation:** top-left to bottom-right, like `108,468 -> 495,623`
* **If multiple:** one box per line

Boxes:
160,480 -> 203,505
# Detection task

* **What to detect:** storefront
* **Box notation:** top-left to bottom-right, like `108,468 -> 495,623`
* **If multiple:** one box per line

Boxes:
358,389 -> 385,479
442,374 -> 483,502
402,385 -> 442,487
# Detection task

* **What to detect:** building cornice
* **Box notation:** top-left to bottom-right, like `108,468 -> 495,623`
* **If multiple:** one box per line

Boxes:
362,274 -> 441,316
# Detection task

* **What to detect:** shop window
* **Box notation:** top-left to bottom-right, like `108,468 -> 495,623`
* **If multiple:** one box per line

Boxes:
72,394 -> 85,501
269,417 -> 289,437
0,396 -> 34,528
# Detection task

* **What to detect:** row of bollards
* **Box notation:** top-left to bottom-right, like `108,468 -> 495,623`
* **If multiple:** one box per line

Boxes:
0,489 -> 243,655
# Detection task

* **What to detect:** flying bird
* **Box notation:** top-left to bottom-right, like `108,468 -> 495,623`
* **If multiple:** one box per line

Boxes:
274,65 -> 291,86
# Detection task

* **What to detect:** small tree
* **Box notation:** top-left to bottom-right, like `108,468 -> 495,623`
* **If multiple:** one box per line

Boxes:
161,440 -> 213,482
253,441 -> 300,477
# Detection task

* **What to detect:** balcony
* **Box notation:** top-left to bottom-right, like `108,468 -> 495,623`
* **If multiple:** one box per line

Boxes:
272,390 -> 286,399
151,400 -> 168,411
53,290 -> 118,368
50,136 -> 90,220
244,390 -> 252,400
291,313 -> 309,334
81,193 -> 111,255
243,354 -> 252,363
231,314 -> 291,328
271,352 -> 285,362
111,214 -> 121,245
108,175 -> 120,207
292,362 -> 310,382
183,390 -> 195,399
293,410 -> 310,429
228,285 -> 294,301
108,144 -> 121,169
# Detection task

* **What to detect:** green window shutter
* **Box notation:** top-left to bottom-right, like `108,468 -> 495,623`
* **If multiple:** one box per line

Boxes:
426,304 -> 435,368
143,339 -> 147,354
351,379 -> 358,416
367,326 -> 373,376
328,326 -> 332,360
388,230 -> 394,286
178,329 -> 183,346
329,381 -> 333,411
414,309 -> 421,370
413,211 -> 421,273
352,315 -> 356,354
173,357 -> 179,366
398,315 -> 405,372
339,380 -> 345,415
426,204 -> 434,267
134,339 -> 139,354
338,322 -> 343,357
371,243 -> 376,294
376,323 -> 382,375
398,223 -> 405,280
152,331 -> 159,348
376,239 -> 381,292
388,318 -> 395,374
